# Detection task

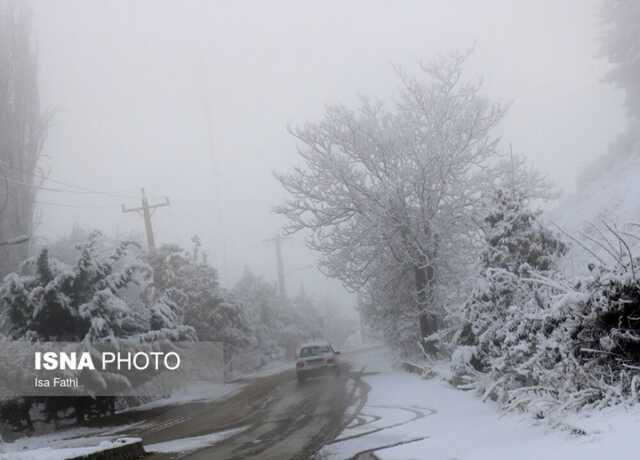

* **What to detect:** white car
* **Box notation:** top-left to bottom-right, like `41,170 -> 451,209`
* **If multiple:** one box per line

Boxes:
295,342 -> 341,382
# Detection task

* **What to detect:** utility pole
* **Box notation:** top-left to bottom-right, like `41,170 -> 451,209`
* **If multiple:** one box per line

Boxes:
264,234 -> 289,301
122,188 -> 170,254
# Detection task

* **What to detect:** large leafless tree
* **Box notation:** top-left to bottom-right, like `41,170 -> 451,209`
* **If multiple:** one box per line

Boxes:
276,51 -> 510,343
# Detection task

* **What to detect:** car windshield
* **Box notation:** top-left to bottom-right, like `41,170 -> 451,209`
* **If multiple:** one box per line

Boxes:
299,346 -> 331,357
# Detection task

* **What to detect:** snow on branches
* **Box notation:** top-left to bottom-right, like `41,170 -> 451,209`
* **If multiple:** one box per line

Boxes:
0,231 -> 184,343
0,232 -> 197,428
276,50 -> 521,352
454,191 -> 640,415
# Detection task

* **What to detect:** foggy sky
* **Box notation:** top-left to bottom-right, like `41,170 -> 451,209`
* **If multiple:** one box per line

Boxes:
32,0 -> 625,304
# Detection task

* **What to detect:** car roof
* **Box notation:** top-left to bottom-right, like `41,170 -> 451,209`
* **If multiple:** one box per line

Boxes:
298,342 -> 332,352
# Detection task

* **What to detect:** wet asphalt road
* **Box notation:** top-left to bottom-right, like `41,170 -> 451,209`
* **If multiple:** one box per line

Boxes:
96,364 -> 361,460
180,371 -> 351,460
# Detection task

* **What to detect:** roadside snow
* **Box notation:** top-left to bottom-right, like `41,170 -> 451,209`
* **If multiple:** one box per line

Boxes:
0,423 -> 144,457
120,381 -> 243,412
236,360 -> 292,379
1,437 -> 141,460
2,425 -> 247,459
145,426 -> 247,454
323,348 -> 640,459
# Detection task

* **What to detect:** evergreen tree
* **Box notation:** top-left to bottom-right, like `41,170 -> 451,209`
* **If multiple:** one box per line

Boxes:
456,189 -> 567,394
0,232 -> 195,428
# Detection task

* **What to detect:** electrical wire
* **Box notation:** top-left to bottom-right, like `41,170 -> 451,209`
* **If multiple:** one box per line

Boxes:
34,200 -> 117,209
0,160 -> 140,200
3,173 -> 138,199
34,174 -> 138,197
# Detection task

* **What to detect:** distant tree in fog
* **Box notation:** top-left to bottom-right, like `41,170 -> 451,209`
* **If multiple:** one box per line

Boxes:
43,223 -> 90,264
600,0 -> 640,118
230,268 -> 330,362
575,0 -> 640,188
149,242 -> 252,356
0,1 -> 48,276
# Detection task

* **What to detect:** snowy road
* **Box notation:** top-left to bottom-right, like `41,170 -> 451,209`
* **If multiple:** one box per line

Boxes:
170,371 -> 353,460
88,361 -> 361,460
10,347 -> 640,459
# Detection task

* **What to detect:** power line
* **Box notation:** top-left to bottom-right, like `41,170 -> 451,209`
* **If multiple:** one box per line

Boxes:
34,174 -> 138,197
0,160 -> 140,199
34,200 -> 118,209
3,174 -> 138,199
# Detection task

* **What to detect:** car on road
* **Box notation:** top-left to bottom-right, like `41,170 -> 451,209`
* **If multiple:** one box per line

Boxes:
296,342 -> 341,383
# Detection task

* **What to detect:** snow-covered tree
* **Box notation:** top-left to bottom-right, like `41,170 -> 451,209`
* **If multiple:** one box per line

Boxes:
0,232 -> 195,427
149,242 -> 252,356
230,268 -> 327,363
460,189 -> 566,349
276,51 -> 508,346
230,268 -> 285,362
453,189 -> 568,407
287,287 -> 324,341
358,260 -> 423,357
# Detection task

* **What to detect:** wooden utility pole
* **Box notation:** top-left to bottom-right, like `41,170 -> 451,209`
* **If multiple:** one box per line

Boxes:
264,234 -> 289,301
122,188 -> 170,253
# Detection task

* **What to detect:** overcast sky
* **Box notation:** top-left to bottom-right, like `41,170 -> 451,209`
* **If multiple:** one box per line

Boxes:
31,0 -> 626,303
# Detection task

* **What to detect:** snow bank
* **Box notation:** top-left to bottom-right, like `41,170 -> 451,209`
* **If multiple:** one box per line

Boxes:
119,381 -> 243,412
0,423 -> 144,455
324,348 -> 640,459
1,437 -> 142,460
145,426 -> 246,454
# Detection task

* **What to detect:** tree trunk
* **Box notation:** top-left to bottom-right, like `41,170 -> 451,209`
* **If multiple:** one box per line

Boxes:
414,257 -> 438,355
0,3 -> 44,277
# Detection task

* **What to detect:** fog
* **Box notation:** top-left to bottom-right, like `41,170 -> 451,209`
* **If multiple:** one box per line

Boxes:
32,0 -> 624,303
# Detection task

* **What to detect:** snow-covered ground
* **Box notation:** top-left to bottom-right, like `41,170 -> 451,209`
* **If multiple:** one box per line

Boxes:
323,348 -> 640,459
0,427 -> 247,460
145,426 -> 247,455
119,381 -> 244,412
0,423 -> 145,459
1,435 -> 142,460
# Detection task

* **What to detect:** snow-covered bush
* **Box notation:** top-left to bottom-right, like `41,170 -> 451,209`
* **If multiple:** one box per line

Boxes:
149,242 -> 252,357
558,259 -> 640,409
455,192 -> 640,415
465,260 -> 640,415
453,189 -> 568,409
0,231 -> 195,430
